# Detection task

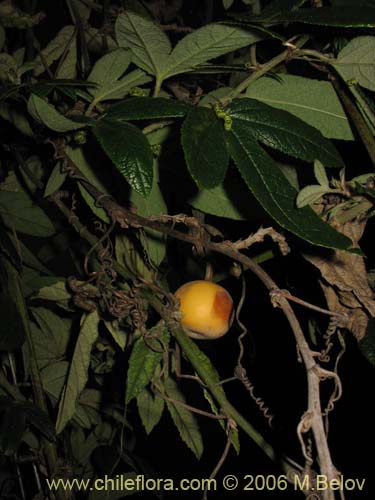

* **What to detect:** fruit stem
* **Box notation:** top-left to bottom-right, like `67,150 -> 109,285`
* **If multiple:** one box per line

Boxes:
204,261 -> 213,281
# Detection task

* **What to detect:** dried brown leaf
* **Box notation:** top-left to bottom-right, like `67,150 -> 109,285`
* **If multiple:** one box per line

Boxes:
304,220 -> 375,341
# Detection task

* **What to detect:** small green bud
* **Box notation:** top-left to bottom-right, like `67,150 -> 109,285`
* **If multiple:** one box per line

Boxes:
347,79 -> 358,87
129,86 -> 147,97
73,130 -> 87,145
214,102 -> 226,119
151,143 -> 161,156
224,116 -> 232,131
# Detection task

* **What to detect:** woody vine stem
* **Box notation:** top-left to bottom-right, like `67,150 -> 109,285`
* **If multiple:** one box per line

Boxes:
50,141 -> 347,500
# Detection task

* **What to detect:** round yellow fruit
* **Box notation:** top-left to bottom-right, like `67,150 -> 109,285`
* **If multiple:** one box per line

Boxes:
174,280 -> 234,339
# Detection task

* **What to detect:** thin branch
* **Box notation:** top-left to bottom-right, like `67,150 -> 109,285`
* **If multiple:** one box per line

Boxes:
270,289 -> 349,322
203,420 -> 235,500
66,0 -> 90,77
158,392 -> 227,420
49,143 -> 341,497
222,35 -> 310,104
54,26 -> 77,78
331,75 -> 375,169
231,227 -> 290,255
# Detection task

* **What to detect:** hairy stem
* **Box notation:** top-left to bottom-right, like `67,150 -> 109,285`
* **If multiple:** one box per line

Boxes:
331,76 -> 375,169
153,77 -> 163,97
223,35 -> 310,103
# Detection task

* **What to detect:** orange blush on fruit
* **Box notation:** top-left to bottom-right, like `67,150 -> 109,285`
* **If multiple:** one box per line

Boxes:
175,280 -> 234,339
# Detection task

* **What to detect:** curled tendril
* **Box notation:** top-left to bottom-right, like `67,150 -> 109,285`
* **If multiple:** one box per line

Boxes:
234,365 -> 274,428
234,276 -> 274,428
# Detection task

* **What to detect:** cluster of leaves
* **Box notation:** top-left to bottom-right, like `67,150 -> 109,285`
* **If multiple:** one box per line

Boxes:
1,0 -> 375,498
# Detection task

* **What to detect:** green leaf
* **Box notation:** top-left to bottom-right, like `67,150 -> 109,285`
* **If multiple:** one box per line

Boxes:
279,163 -> 300,190
32,281 -> 72,308
137,387 -> 165,435
104,320 -> 127,351
115,12 -> 171,77
66,145 -> 109,223
93,119 -> 153,197
259,7 -> 375,27
0,398 -> 55,454
70,424 -> 106,468
164,377 -> 203,459
71,0 -> 92,21
0,191 -> 55,237
87,48 -> 132,91
18,240 -> 51,275
259,0 -> 307,19
223,0 -> 234,9
175,331 -> 226,396
0,294 -> 25,351
227,98 -> 344,168
31,78 -> 96,93
126,326 -> 169,403
56,310 -> 100,434
314,160 -> 329,188
221,20 -> 285,41
203,388 -> 240,454
106,97 -> 191,121
27,93 -> 86,132
130,160 -> 167,268
0,53 -> 18,83
66,146 -> 109,224
41,361 -> 69,404
334,37 -> 375,92
84,26 -> 117,54
123,0 -> 151,17
32,25 -> 76,76
191,64 -> 249,75
296,185 -> 330,208
55,35 -> 77,80
76,388 -> 102,426
163,23 -> 261,79
0,224 -> 22,271
181,107 -> 229,189
23,275 -> 62,297
189,183 -> 248,220
87,49 -> 152,104
31,307 -> 71,368
245,74 -> 354,141
44,163 -> 67,197
21,402 -> 56,442
0,102 -> 34,136
115,233 -> 152,280
225,121 -> 353,251
0,83 -> 22,102
199,87 -> 233,107
90,69 -> 151,104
